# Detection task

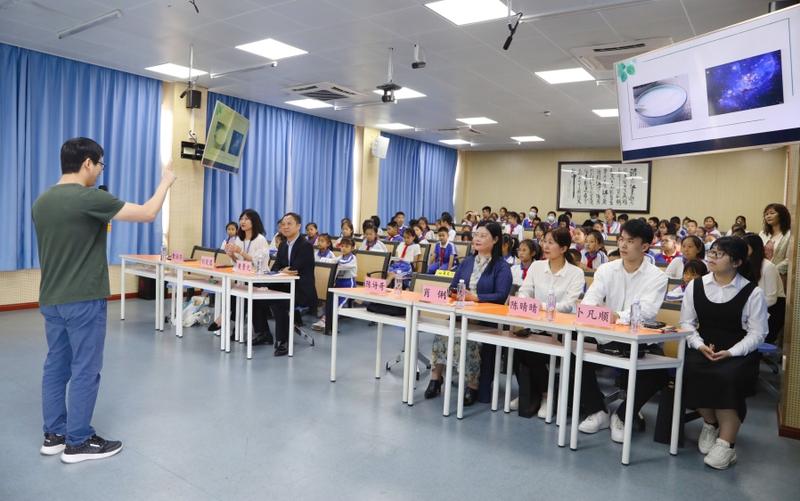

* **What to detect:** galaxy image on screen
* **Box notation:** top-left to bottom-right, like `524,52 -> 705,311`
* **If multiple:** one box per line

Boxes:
705,50 -> 784,116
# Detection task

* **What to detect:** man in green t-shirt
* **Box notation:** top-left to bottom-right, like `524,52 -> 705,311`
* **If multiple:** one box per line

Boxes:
32,137 -> 176,464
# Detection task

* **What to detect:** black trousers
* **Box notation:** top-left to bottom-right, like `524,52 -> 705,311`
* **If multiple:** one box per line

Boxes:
766,297 -> 785,344
229,297 -> 270,334
514,351 -> 550,397
572,346 -> 669,421
261,283 -> 292,344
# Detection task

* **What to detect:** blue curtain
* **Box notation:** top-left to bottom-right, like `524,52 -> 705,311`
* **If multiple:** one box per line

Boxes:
0,43 -> 162,271
289,114 -> 354,236
203,93 -> 354,247
377,133 -> 457,224
419,142 -> 458,220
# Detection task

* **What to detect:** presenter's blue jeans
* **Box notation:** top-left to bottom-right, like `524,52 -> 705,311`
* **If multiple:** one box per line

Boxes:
40,299 -> 107,446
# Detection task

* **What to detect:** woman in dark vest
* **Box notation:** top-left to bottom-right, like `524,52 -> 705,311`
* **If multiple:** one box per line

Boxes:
679,236 -> 768,470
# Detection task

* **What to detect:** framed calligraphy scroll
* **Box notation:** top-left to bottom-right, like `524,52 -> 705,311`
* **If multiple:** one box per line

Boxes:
557,161 -> 652,213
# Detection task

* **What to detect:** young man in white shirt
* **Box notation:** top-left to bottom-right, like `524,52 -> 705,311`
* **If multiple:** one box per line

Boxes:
577,219 -> 670,443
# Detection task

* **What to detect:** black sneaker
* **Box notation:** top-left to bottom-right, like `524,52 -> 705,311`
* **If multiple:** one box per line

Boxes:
61,435 -> 123,464
40,433 -> 66,456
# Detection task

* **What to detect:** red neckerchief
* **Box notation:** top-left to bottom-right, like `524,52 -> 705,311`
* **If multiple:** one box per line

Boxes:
521,262 -> 530,280
401,244 -> 409,259
439,244 -> 445,263
606,222 -> 614,233
585,251 -> 598,268
366,239 -> 375,250
662,251 -> 680,264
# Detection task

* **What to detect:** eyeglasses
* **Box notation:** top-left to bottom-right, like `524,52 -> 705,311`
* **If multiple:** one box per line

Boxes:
706,250 -> 727,259
97,161 -> 105,171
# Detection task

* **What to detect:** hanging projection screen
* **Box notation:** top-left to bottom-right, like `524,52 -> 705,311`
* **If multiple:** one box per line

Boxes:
616,4 -> 800,162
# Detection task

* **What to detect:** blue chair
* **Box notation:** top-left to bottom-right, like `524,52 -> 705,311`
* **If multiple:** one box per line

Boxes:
757,342 -> 781,396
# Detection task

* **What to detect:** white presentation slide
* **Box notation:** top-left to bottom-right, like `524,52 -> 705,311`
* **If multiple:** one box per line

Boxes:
616,5 -> 800,161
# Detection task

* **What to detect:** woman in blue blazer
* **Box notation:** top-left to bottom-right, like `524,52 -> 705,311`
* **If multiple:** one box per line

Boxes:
425,221 -> 513,406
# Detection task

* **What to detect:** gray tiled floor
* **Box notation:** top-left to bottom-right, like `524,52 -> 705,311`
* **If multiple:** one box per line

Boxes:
1,299 -> 798,501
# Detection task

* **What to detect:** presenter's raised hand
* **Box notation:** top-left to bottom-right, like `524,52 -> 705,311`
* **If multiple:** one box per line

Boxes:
162,163 -> 177,186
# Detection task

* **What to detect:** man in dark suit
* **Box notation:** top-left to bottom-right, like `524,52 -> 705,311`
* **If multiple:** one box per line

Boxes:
253,212 -> 316,356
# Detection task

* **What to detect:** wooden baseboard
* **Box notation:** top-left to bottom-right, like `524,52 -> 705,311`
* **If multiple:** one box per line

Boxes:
0,292 -> 139,312
778,406 -> 800,440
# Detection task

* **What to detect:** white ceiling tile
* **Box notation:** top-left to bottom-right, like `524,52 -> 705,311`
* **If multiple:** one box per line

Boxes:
323,0 -> 419,18
268,0 -> 355,29
368,4 -> 455,36
219,8 -> 309,37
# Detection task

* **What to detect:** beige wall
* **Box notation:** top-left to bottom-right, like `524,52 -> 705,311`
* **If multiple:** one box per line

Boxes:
357,126 -> 381,225
458,147 -> 787,231
0,267 -> 139,307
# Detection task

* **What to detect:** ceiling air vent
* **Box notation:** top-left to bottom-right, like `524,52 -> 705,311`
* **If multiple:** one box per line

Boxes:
285,82 -> 362,101
570,37 -> 673,80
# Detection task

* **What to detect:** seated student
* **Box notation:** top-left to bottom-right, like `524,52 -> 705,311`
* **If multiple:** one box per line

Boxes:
704,216 -> 723,239
545,211 -> 558,230
305,222 -> 319,246
512,229 -> 585,417
576,219 -> 669,443
501,234 -> 518,266
312,237 -> 357,331
726,215 -> 747,236
441,218 -> 457,242
566,248 -> 582,268
511,238 -> 541,286
580,230 -> 608,271
393,211 -> 407,233
499,206 -> 509,223
666,259 -> 708,301
563,211 -> 577,228
617,213 -> 630,226
666,234 -> 705,279
583,210 -> 601,228
219,221 -> 238,249
370,215 -> 385,237
387,228 -> 421,288
458,224 -> 473,242
571,226 -> 587,252
677,217 -> 691,239
608,248 -> 621,261
654,219 -> 674,244
592,220 -> 609,241
533,222 -> 548,246
557,214 -> 572,231
655,234 -> 681,265
505,212 -> 524,240
334,221 -> 354,249
680,237 -> 768,470
385,221 -> 403,243
603,208 -> 620,235
480,205 -> 492,222
314,234 -> 335,262
424,221 -> 513,406
647,216 -> 660,234
359,223 -> 387,252
412,223 -> 429,244
729,224 -> 746,238
743,233 -> 785,344
523,206 -> 539,229
418,217 -> 435,242
269,233 -> 285,259
428,226 -> 457,273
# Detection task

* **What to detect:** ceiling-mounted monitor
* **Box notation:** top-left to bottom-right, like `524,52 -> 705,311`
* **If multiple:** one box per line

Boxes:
616,4 -> 800,162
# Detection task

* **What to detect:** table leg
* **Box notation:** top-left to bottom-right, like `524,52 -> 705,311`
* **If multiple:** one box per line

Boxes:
504,347 -> 514,413
401,307 -> 412,403
157,263 -> 164,331
120,260 -> 126,321
176,269 -> 184,338
546,354 -> 557,424
621,342 -> 639,466
443,313 -> 455,417
670,339 -> 686,456
289,280 -> 295,357
247,282 -> 254,360
236,296 -> 243,344
330,293 -> 339,382
456,317 -> 468,419
375,323 -> 384,379
408,308 -> 420,405
491,345 -> 501,411
558,333 -> 572,447
570,332 -> 585,450
221,277 -> 229,351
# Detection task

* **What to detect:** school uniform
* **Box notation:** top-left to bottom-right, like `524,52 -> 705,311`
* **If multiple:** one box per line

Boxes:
604,220 -> 620,235
654,250 -> 681,266
677,227 -> 689,239
505,223 -> 524,240
388,241 -> 421,279
510,261 -> 531,287
448,228 -> 457,243
306,234 -> 319,246
503,255 -> 518,267
359,239 -> 388,253
424,230 -> 436,242
428,241 -> 457,274
387,234 -> 404,243
314,248 -> 336,263
680,274 -> 768,420
220,236 -> 237,250
334,252 -> 358,305
523,217 -> 536,229
580,249 -> 608,270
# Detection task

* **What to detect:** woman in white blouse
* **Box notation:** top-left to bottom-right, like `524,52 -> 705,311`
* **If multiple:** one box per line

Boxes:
759,203 -> 791,282
680,237 -> 768,470
511,228 -> 585,418
744,233 -> 785,344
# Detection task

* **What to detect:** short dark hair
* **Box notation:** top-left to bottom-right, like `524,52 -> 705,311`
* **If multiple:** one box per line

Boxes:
61,137 -> 103,174
370,215 -> 381,228
339,237 -> 354,248
283,212 -> 302,225
226,221 -> 238,231
437,226 -> 449,234
683,235 -> 706,260
518,239 -> 542,261
387,221 -> 398,229
618,213 -> 629,223
683,259 -> 708,277
589,210 -> 599,218
306,222 -> 318,230
620,218 -> 654,245
482,206 -> 492,212
395,211 -> 405,217
743,233 -> 764,283
711,236 -> 753,281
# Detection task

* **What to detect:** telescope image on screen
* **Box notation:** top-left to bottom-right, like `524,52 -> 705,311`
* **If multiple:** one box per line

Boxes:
202,101 -> 249,174
705,50 -> 784,116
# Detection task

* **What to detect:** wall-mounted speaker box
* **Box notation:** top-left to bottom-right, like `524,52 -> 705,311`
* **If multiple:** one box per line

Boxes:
372,136 -> 390,159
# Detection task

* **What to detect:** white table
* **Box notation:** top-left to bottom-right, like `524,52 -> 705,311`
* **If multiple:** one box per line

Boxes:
569,324 -> 688,465
455,303 -> 576,448
120,254 -> 164,331
407,301 -> 458,415
329,287 -> 418,403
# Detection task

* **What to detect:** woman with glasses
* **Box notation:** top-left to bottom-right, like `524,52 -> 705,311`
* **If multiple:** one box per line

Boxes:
679,236 -> 768,470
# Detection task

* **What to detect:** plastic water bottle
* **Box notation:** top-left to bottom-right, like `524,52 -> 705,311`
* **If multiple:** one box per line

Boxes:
394,272 -> 404,296
545,288 -> 556,321
456,279 -> 466,307
255,255 -> 264,274
160,244 -> 168,261
630,299 -> 641,334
